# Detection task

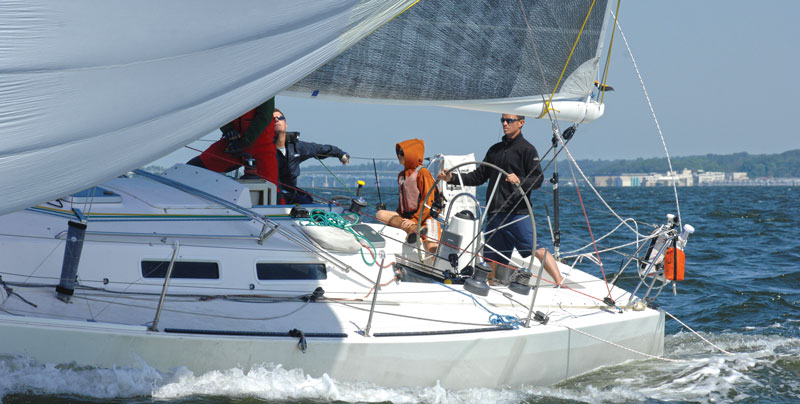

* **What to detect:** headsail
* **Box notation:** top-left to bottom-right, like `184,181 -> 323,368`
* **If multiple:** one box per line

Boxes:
287,0 -> 610,121
0,0 -> 416,216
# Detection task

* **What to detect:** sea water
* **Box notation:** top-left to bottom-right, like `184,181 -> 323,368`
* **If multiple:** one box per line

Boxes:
1,186 -> 798,404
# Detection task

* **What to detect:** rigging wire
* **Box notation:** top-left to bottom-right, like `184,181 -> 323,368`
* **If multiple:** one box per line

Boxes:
599,0 -> 621,105
555,141 -> 650,238
517,0 -> 656,302
561,144 -> 612,298
372,158 -> 385,208
557,194 -> 662,230
348,156 -> 398,161
560,218 -> 646,256
514,1 -> 616,299
611,10 -> 683,227
314,157 -> 352,192
180,144 -> 379,216
73,294 -> 312,321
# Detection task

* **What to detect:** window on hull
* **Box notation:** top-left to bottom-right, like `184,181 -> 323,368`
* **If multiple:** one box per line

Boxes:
256,263 -> 326,280
141,261 -> 220,279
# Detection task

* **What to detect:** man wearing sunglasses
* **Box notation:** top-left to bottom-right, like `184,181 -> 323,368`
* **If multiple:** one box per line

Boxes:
187,98 -> 279,185
273,108 -> 350,205
437,114 -> 564,286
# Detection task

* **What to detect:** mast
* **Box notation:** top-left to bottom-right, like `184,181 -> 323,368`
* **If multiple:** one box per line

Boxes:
550,130 -> 561,259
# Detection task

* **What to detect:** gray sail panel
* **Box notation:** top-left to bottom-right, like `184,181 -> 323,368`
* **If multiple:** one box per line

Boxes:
290,0 -> 609,102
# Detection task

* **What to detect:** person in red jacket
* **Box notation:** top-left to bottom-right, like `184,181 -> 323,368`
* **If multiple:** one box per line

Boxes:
187,98 -> 278,186
376,139 -> 439,253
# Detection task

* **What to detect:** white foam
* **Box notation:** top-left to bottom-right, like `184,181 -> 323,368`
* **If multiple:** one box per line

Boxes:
0,355 -> 162,400
602,332 -> 798,404
1,332 -> 798,404
152,364 -> 532,404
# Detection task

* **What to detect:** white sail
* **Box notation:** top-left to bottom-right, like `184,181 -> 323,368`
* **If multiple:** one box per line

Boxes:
287,0 -> 609,121
0,0 -> 416,216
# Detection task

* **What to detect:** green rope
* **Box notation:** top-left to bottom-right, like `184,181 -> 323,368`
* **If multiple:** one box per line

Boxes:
301,209 -> 377,266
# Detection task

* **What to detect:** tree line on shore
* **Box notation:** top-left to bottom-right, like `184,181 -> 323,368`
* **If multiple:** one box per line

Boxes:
302,150 -> 800,179
145,150 -> 800,179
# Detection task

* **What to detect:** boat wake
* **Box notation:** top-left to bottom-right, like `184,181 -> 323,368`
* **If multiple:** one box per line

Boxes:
562,330 -> 800,403
1,332 -> 798,404
0,355 -> 162,400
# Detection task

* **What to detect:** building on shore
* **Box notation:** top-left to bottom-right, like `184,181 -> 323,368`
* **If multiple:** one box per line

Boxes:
696,170 -> 725,185
591,168 -> 800,187
729,172 -> 748,181
595,169 -> 694,187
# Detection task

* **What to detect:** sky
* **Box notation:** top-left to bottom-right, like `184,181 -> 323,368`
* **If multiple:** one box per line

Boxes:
153,1 -> 800,168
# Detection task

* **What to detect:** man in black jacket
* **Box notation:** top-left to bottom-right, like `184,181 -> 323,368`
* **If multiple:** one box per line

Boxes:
437,114 -> 564,286
273,108 -> 349,204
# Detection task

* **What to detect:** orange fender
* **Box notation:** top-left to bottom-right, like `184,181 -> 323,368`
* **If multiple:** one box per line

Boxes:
664,247 -> 686,281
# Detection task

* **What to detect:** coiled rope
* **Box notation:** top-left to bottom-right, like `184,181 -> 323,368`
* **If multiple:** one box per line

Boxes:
300,209 -> 377,266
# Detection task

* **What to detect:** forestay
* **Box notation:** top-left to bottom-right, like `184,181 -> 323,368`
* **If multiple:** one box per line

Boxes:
288,0 -> 610,121
0,0 -> 416,216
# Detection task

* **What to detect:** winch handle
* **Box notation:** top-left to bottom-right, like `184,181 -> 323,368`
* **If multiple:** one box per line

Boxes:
355,180 -> 365,197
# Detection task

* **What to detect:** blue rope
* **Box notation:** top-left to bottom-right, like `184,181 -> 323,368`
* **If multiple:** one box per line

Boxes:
301,209 -> 377,266
437,282 -> 523,329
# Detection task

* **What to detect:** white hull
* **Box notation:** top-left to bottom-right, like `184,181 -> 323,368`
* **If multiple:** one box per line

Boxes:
0,308 -> 663,388
0,165 -> 665,388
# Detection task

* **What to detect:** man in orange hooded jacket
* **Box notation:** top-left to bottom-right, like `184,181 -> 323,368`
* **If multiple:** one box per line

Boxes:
376,139 -> 439,253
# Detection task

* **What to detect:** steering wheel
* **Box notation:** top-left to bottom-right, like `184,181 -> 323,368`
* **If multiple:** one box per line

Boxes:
413,160 -> 538,275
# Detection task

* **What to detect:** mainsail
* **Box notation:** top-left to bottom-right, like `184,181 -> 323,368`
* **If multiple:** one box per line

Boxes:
287,0 -> 610,121
0,0 -> 416,216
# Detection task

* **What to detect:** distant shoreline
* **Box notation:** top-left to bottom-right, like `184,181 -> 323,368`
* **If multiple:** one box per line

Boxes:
141,150 -> 800,188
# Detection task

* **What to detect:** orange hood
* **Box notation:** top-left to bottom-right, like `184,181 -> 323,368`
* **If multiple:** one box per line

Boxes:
396,138 -> 425,172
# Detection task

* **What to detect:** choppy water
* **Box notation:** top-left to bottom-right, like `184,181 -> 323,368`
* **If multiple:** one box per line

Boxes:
2,186 -> 798,404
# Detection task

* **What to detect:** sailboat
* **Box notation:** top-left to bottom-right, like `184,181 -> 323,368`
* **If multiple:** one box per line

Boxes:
0,0 -> 693,389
